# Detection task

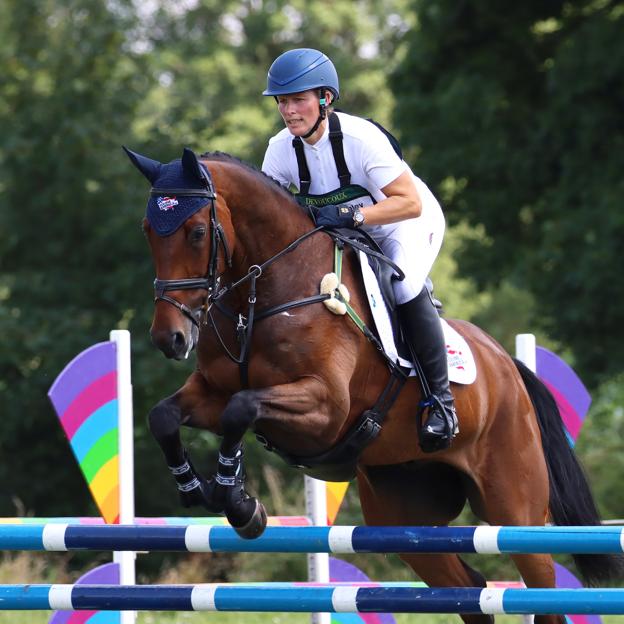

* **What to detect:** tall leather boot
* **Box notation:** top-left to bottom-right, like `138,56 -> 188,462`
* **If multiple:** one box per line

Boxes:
398,286 -> 458,453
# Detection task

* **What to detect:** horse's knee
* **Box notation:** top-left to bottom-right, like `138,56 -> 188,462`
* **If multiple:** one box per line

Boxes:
147,398 -> 181,440
220,391 -> 258,437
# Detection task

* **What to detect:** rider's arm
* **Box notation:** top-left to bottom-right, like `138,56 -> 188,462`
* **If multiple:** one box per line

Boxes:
359,170 -> 422,226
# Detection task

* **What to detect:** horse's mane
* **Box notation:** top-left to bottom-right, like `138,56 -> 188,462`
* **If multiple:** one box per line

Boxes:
200,151 -> 298,205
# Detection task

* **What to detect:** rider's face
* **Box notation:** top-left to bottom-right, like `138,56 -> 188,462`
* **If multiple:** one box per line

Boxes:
276,90 -> 322,136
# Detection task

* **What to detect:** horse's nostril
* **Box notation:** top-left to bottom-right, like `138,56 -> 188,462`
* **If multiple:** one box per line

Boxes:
172,331 -> 186,353
150,328 -> 189,359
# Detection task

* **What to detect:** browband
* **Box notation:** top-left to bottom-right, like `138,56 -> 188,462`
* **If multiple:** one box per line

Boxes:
150,187 -> 215,198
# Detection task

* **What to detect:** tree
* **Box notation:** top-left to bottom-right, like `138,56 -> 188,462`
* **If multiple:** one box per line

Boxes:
392,0 -> 624,386
134,0 -> 413,165
0,0 -> 155,515
575,373 -> 624,521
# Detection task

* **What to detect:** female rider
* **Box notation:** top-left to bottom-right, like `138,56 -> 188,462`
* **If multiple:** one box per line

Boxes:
261,48 -> 457,453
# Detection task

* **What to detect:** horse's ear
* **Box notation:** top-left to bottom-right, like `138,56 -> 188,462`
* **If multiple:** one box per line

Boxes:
123,146 -> 162,184
181,147 -> 207,185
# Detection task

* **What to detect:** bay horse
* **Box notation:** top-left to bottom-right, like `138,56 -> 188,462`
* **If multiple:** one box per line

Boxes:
125,146 -> 620,624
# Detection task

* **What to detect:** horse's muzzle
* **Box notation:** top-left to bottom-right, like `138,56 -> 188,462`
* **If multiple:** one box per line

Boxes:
151,325 -> 197,360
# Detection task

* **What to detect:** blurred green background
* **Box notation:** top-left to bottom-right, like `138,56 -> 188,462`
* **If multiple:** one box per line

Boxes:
1,0 -> 623,590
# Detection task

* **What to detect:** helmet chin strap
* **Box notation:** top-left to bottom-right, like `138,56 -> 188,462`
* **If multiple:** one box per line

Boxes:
301,90 -> 329,140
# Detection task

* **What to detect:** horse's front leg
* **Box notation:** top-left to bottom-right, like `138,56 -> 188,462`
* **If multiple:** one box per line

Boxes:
147,371 -> 226,513
215,375 -> 344,539
206,391 -> 271,539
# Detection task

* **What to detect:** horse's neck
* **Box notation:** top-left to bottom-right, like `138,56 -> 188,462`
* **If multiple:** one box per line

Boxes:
221,169 -> 311,272
213,168 -> 329,315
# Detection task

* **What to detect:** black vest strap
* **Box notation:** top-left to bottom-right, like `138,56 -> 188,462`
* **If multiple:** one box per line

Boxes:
292,136 -> 311,195
292,112 -> 352,195
328,112 -> 351,187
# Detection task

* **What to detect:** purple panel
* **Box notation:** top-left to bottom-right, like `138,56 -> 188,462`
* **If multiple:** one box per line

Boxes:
75,562 -> 120,585
554,563 -> 602,624
49,563 -> 120,624
536,347 -> 591,422
48,342 -> 116,417
330,558 -> 395,624
543,380 -> 583,442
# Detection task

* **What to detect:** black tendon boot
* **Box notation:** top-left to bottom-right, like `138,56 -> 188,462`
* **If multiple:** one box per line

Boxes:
398,286 -> 458,452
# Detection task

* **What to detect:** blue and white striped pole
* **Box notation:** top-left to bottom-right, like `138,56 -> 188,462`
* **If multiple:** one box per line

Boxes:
1,584 -> 624,614
1,525 -> 623,554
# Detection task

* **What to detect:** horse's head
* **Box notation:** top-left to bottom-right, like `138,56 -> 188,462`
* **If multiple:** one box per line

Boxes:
125,146 -> 225,360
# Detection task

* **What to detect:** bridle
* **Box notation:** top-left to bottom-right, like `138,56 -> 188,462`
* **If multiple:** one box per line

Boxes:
150,168 -> 232,330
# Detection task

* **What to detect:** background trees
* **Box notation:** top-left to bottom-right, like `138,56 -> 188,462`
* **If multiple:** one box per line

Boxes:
1,0 -> 622,533
393,0 -> 624,386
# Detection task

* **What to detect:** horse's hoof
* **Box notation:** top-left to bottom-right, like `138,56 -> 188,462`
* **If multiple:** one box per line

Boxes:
231,498 -> 267,539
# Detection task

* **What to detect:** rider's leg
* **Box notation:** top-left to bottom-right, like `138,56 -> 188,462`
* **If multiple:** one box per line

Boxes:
398,285 -> 458,453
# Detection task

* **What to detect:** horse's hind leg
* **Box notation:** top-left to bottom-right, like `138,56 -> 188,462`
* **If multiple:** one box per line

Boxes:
357,464 -> 494,624
509,554 -> 564,624
476,425 -> 565,624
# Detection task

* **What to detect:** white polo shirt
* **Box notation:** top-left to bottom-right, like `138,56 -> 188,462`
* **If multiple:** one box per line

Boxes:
262,111 -> 408,198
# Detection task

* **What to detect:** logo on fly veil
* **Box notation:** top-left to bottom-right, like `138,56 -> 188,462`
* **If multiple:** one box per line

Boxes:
157,196 -> 179,211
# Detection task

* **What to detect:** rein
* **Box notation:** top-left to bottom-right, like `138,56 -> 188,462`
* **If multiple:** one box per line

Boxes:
206,225 -> 330,388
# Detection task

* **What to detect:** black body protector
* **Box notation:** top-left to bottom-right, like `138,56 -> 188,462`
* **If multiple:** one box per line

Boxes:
293,111 -> 379,215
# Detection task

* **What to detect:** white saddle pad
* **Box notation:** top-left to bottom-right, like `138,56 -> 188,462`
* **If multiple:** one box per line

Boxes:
359,251 -> 477,385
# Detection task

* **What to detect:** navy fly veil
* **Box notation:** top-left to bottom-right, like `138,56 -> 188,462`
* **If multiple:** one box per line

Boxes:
123,146 -> 214,236
147,160 -> 213,236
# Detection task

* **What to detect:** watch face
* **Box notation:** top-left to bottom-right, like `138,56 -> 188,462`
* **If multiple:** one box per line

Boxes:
354,211 -> 365,226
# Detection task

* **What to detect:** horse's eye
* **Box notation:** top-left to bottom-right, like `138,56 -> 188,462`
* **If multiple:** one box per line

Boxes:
190,226 -> 207,243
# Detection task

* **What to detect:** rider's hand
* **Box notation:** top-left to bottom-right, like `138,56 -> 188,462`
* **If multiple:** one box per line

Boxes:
311,204 -> 357,229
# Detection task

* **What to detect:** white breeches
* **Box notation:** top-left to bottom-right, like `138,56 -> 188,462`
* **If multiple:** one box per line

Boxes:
368,179 -> 445,305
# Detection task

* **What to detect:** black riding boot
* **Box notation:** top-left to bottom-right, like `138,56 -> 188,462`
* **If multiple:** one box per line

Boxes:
398,286 -> 458,453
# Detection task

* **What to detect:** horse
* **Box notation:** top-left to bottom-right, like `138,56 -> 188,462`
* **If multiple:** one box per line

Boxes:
125,146 -> 621,624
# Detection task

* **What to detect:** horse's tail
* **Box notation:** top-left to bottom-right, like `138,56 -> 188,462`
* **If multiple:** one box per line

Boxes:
513,358 -> 623,585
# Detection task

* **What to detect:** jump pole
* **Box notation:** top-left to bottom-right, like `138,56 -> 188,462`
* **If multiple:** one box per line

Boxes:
1,584 -> 624,615
2,524 -> 624,553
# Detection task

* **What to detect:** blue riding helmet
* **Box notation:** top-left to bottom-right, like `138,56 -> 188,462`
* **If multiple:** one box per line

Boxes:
263,48 -> 339,99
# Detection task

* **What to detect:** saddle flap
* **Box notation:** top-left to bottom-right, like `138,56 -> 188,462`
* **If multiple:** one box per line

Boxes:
357,250 -> 477,385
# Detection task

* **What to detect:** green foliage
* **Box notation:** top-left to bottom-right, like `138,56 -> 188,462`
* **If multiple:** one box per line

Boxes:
575,372 -> 624,521
135,0 -> 411,164
0,0 -> 155,515
392,0 -> 624,387
0,0 -> 410,520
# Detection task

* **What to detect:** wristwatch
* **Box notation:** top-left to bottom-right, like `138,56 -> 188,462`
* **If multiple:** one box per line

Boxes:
353,209 -> 365,228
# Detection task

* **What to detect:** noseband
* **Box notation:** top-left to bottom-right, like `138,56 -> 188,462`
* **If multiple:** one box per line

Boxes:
150,174 -> 232,329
